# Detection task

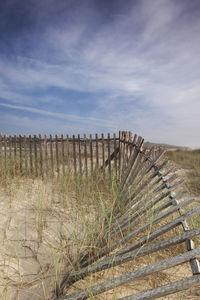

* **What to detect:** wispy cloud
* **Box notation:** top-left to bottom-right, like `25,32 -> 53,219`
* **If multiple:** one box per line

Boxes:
0,0 -> 200,147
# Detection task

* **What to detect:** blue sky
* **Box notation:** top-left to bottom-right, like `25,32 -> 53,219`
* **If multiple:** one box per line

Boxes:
0,0 -> 200,147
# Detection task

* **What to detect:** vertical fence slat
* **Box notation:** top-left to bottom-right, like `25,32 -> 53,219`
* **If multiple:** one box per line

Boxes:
78,134 -> 82,175
55,134 -> 59,175
39,134 -> 43,177
4,134 -> 7,170
9,135 -> 12,161
72,135 -> 77,175
44,134 -> 48,175
29,135 -> 33,175
66,134 -> 70,170
14,135 -> 17,174
118,131 -> 121,180
108,133 -> 111,174
50,134 -> 53,175
24,135 -> 27,173
19,135 -> 22,174
61,134 -> 65,175
84,133 -> 88,176
113,133 -> 117,177
95,133 -> 99,169
0,134 -> 2,170
33,134 -> 38,177
102,133 -> 105,172
90,134 -> 93,174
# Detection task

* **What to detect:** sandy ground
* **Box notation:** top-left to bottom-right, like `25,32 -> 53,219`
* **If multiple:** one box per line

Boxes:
0,165 -> 200,299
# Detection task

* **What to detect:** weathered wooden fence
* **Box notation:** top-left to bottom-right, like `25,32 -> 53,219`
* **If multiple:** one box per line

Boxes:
0,132 -> 121,177
1,131 -> 200,299
0,131 -> 160,178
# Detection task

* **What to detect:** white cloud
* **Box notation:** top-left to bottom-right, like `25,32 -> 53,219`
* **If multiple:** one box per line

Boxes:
0,0 -> 200,147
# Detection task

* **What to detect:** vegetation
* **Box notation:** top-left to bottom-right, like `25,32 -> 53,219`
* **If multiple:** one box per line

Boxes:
164,149 -> 200,195
0,167 -> 121,299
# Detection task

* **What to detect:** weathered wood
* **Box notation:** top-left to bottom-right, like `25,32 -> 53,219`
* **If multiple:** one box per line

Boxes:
19,135 -> 22,173
107,133 -> 111,174
101,133 -> 105,173
29,135 -> 33,174
0,134 -> 2,167
61,134 -> 65,175
44,134 -> 48,175
60,248 -> 200,300
55,134 -> 59,175
89,134 -> 93,174
39,134 -> 43,177
50,134 -> 53,175
119,275 -> 200,300
66,228 -> 200,284
78,134 -> 82,175
84,134 -> 88,176
72,135 -> 77,175
66,134 -> 70,168
113,133 -> 117,177
23,135 -> 27,172
95,133 -> 99,168
9,135 -> 12,161
4,134 -> 7,169
116,205 -> 200,258
33,134 -> 38,176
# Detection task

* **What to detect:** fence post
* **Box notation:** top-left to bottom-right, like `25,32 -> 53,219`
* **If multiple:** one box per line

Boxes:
95,133 -> 99,169
84,133 -> 88,176
78,134 -> 82,175
29,135 -> 33,175
24,135 -> 27,174
39,134 -> 43,177
90,134 -> 93,174
72,135 -> 77,176
108,133 -> 111,174
61,134 -> 65,175
113,133 -> 117,177
55,134 -> 59,175
50,134 -> 53,176
44,134 -> 48,175
33,134 -> 38,177
0,134 -> 2,171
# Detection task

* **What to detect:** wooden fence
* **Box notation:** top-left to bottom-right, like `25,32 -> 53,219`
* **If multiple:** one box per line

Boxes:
1,130 -> 200,299
0,131 -> 158,178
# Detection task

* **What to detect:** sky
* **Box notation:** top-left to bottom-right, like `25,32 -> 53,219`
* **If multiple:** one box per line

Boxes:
0,0 -> 200,147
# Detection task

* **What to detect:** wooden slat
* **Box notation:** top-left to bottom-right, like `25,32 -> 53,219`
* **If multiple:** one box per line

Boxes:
24,135 -> 27,173
66,134 -> 70,169
84,133 -> 88,176
39,134 -> 43,177
107,133 -> 111,174
33,134 -> 38,176
8,135 -> 12,175
50,134 -> 54,175
19,135 -> 22,173
119,275 -> 200,300
78,134 -> 82,175
44,134 -> 48,175
4,134 -> 7,170
66,228 -> 200,285
72,135 -> 77,175
61,248 -> 200,300
0,134 -> 2,168
90,134 -> 93,174
95,133 -> 99,168
55,134 -> 59,175
61,134 -> 65,175
14,135 -> 17,174
102,133 -> 105,172
29,135 -> 33,175
113,133 -> 117,177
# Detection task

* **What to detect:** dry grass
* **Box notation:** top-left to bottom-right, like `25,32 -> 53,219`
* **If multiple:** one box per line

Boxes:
164,149 -> 200,195
0,168 -> 121,299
